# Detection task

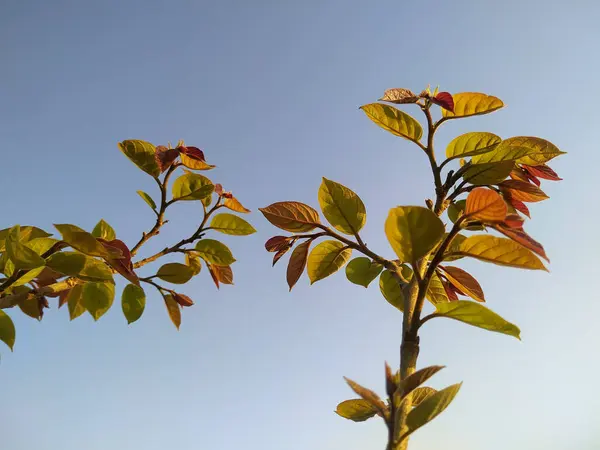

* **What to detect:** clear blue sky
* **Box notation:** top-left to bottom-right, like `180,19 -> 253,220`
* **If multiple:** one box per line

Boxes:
1,1 -> 598,449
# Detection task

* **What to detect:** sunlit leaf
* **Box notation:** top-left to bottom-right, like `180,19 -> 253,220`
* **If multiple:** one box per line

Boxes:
5,226 -> 46,270
385,206 -> 445,263
209,213 -> 256,236
195,239 -> 236,266
504,195 -> 530,218
54,224 -> 120,259
434,301 -> 520,339
157,263 -> 195,284
445,132 -> 501,160
447,200 -> 466,224
46,252 -> 112,281
224,196 -> 251,213
503,137 -> 566,166
172,173 -> 214,201
462,161 -> 513,185
379,88 -> 419,104
464,188 -> 507,222
66,284 -> 86,320
117,140 -> 161,177
164,294 -> 181,330
335,399 -> 378,422
405,383 -> 462,436
452,235 -> 546,270
360,103 -> 423,143
398,365 -> 445,398
122,284 -> 146,324
471,145 -> 537,164
318,178 -> 366,235
287,240 -> 311,291
307,240 -> 352,284
412,387 -> 437,406
498,180 -> 549,203
442,92 -> 503,119
180,152 -> 215,171
344,377 -> 388,417
439,266 -> 485,302
12,267 -> 45,287
491,224 -> 548,261
172,292 -> 194,307
0,310 -> 16,350
92,219 -> 116,241
185,252 -> 202,275
522,164 -> 562,181
259,201 -> 321,232
425,272 -> 450,304
137,191 -> 157,211
345,257 -> 383,288
379,270 -> 404,311
212,264 -> 234,285
81,281 -> 115,321
431,92 -> 454,113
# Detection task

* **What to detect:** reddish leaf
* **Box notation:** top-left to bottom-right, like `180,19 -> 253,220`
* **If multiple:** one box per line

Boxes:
207,263 -> 220,289
212,265 -> 234,285
503,214 -> 524,229
214,184 -> 224,195
464,188 -> 507,222
172,292 -> 194,307
492,223 -> 548,261
98,239 -> 139,285
510,168 -> 530,183
442,280 -> 459,301
178,145 -> 205,162
178,146 -> 215,170
265,236 -> 292,253
439,266 -> 485,302
504,195 -> 531,218
499,180 -> 549,203
286,240 -> 311,291
155,146 -> 180,173
431,92 -> 455,113
272,246 -> 291,266
522,164 -> 562,181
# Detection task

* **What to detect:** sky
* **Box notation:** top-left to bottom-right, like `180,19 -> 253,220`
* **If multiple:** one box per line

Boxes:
1,0 -> 599,449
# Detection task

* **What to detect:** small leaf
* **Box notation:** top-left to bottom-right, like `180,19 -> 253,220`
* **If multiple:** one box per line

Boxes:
318,178 -> 366,235
431,92 -> 454,113
155,145 -> 180,172
405,383 -> 462,436
172,173 -> 214,201
504,136 -> 566,166
307,240 -> 352,284
453,235 -> 546,270
385,206 -> 445,263
503,194 -> 531,218
434,301 -> 521,339
157,263 -> 195,284
471,145 -> 537,164
212,264 -> 234,285
179,146 -> 215,171
265,236 -> 292,252
442,92 -> 503,119
287,241 -> 311,291
425,272 -> 450,304
185,252 -> 202,275
224,196 -> 251,213
164,294 -> 181,330
0,310 -> 16,350
81,281 -> 115,321
379,88 -> 419,104
345,257 -> 383,288
462,161 -> 514,185
172,292 -> 194,307
464,188 -> 507,222
412,387 -> 437,406
195,239 -> 236,265
445,132 -> 501,160
5,226 -> 46,270
439,266 -> 485,302
398,365 -> 445,398
522,164 -> 562,181
92,219 -> 116,241
447,200 -> 466,224
498,180 -> 549,203
335,399 -> 378,422
54,224 -> 120,258
117,140 -> 160,177
122,284 -> 146,324
259,201 -> 321,232
137,191 -> 157,211
66,284 -> 86,320
100,239 -> 139,286
360,103 -> 423,143
209,213 -> 256,236
344,377 -> 388,417
379,270 -> 404,311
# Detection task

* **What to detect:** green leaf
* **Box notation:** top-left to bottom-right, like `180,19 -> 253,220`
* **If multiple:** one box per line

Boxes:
92,219 -> 116,241
442,92 -> 504,118
66,284 -> 86,320
335,399 -> 378,422
18,292 -> 43,320
164,294 -> 181,330
0,310 -> 16,350
453,235 -> 547,270
185,252 -> 202,276
447,200 -> 466,224
26,237 -> 59,255
5,225 -> 46,270
209,213 -> 256,236
156,263 -> 195,284
13,267 -> 45,287
122,284 -> 146,324
360,103 -> 423,143
505,136 -> 566,166
318,178 -> 366,235
54,224 -> 120,258
259,201 -> 321,232
434,301 -> 521,339
385,206 -> 445,263
412,387 -> 437,406
307,240 -> 352,284
471,145 -> 537,164
172,172 -> 214,201
345,257 -> 383,288
0,226 -> 52,251
399,366 -> 445,397
137,190 -> 157,211
195,239 -> 236,265
81,282 -> 115,321
405,383 -> 462,436
117,140 -> 160,177
445,132 -> 501,160
46,252 -> 113,281
462,161 -> 514,185
425,272 -> 450,304
379,270 -> 404,311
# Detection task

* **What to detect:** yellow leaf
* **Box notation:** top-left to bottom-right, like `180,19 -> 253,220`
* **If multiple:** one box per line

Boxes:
180,153 -> 215,170
442,92 -> 504,119
209,213 -> 256,236
425,272 -> 449,304
171,173 -> 214,201
117,140 -> 160,177
405,383 -> 462,436
156,263 -> 195,284
122,284 -> 146,324
453,235 -> 547,270
307,240 -> 352,284
195,239 -> 236,265
66,284 -> 86,320
259,201 -> 321,232
164,294 -> 181,330
445,132 -> 501,160
464,188 -> 507,222
81,282 -> 115,321
434,301 -> 520,339
379,270 -> 404,311
5,226 -> 46,270
505,136 -> 566,166
385,206 -> 445,263
318,178 -> 366,235
224,196 -> 251,213
360,103 -> 423,143
345,257 -> 383,288
471,145 -> 537,164
54,224 -> 120,259
0,310 -> 16,350
335,399 -> 378,422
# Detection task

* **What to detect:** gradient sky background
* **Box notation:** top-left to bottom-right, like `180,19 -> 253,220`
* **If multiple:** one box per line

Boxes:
1,1 -> 599,449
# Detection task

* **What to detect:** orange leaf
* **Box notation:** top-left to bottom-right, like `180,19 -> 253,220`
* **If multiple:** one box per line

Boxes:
206,263 -> 220,289
522,164 -> 562,181
510,168 -> 530,183
259,201 -> 321,232
491,223 -> 548,261
504,195 -> 530,218
503,214 -> 524,229
212,265 -> 234,285
464,188 -> 507,222
224,196 -> 250,213
439,265 -> 485,302
499,180 -> 549,203
287,240 -> 311,291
